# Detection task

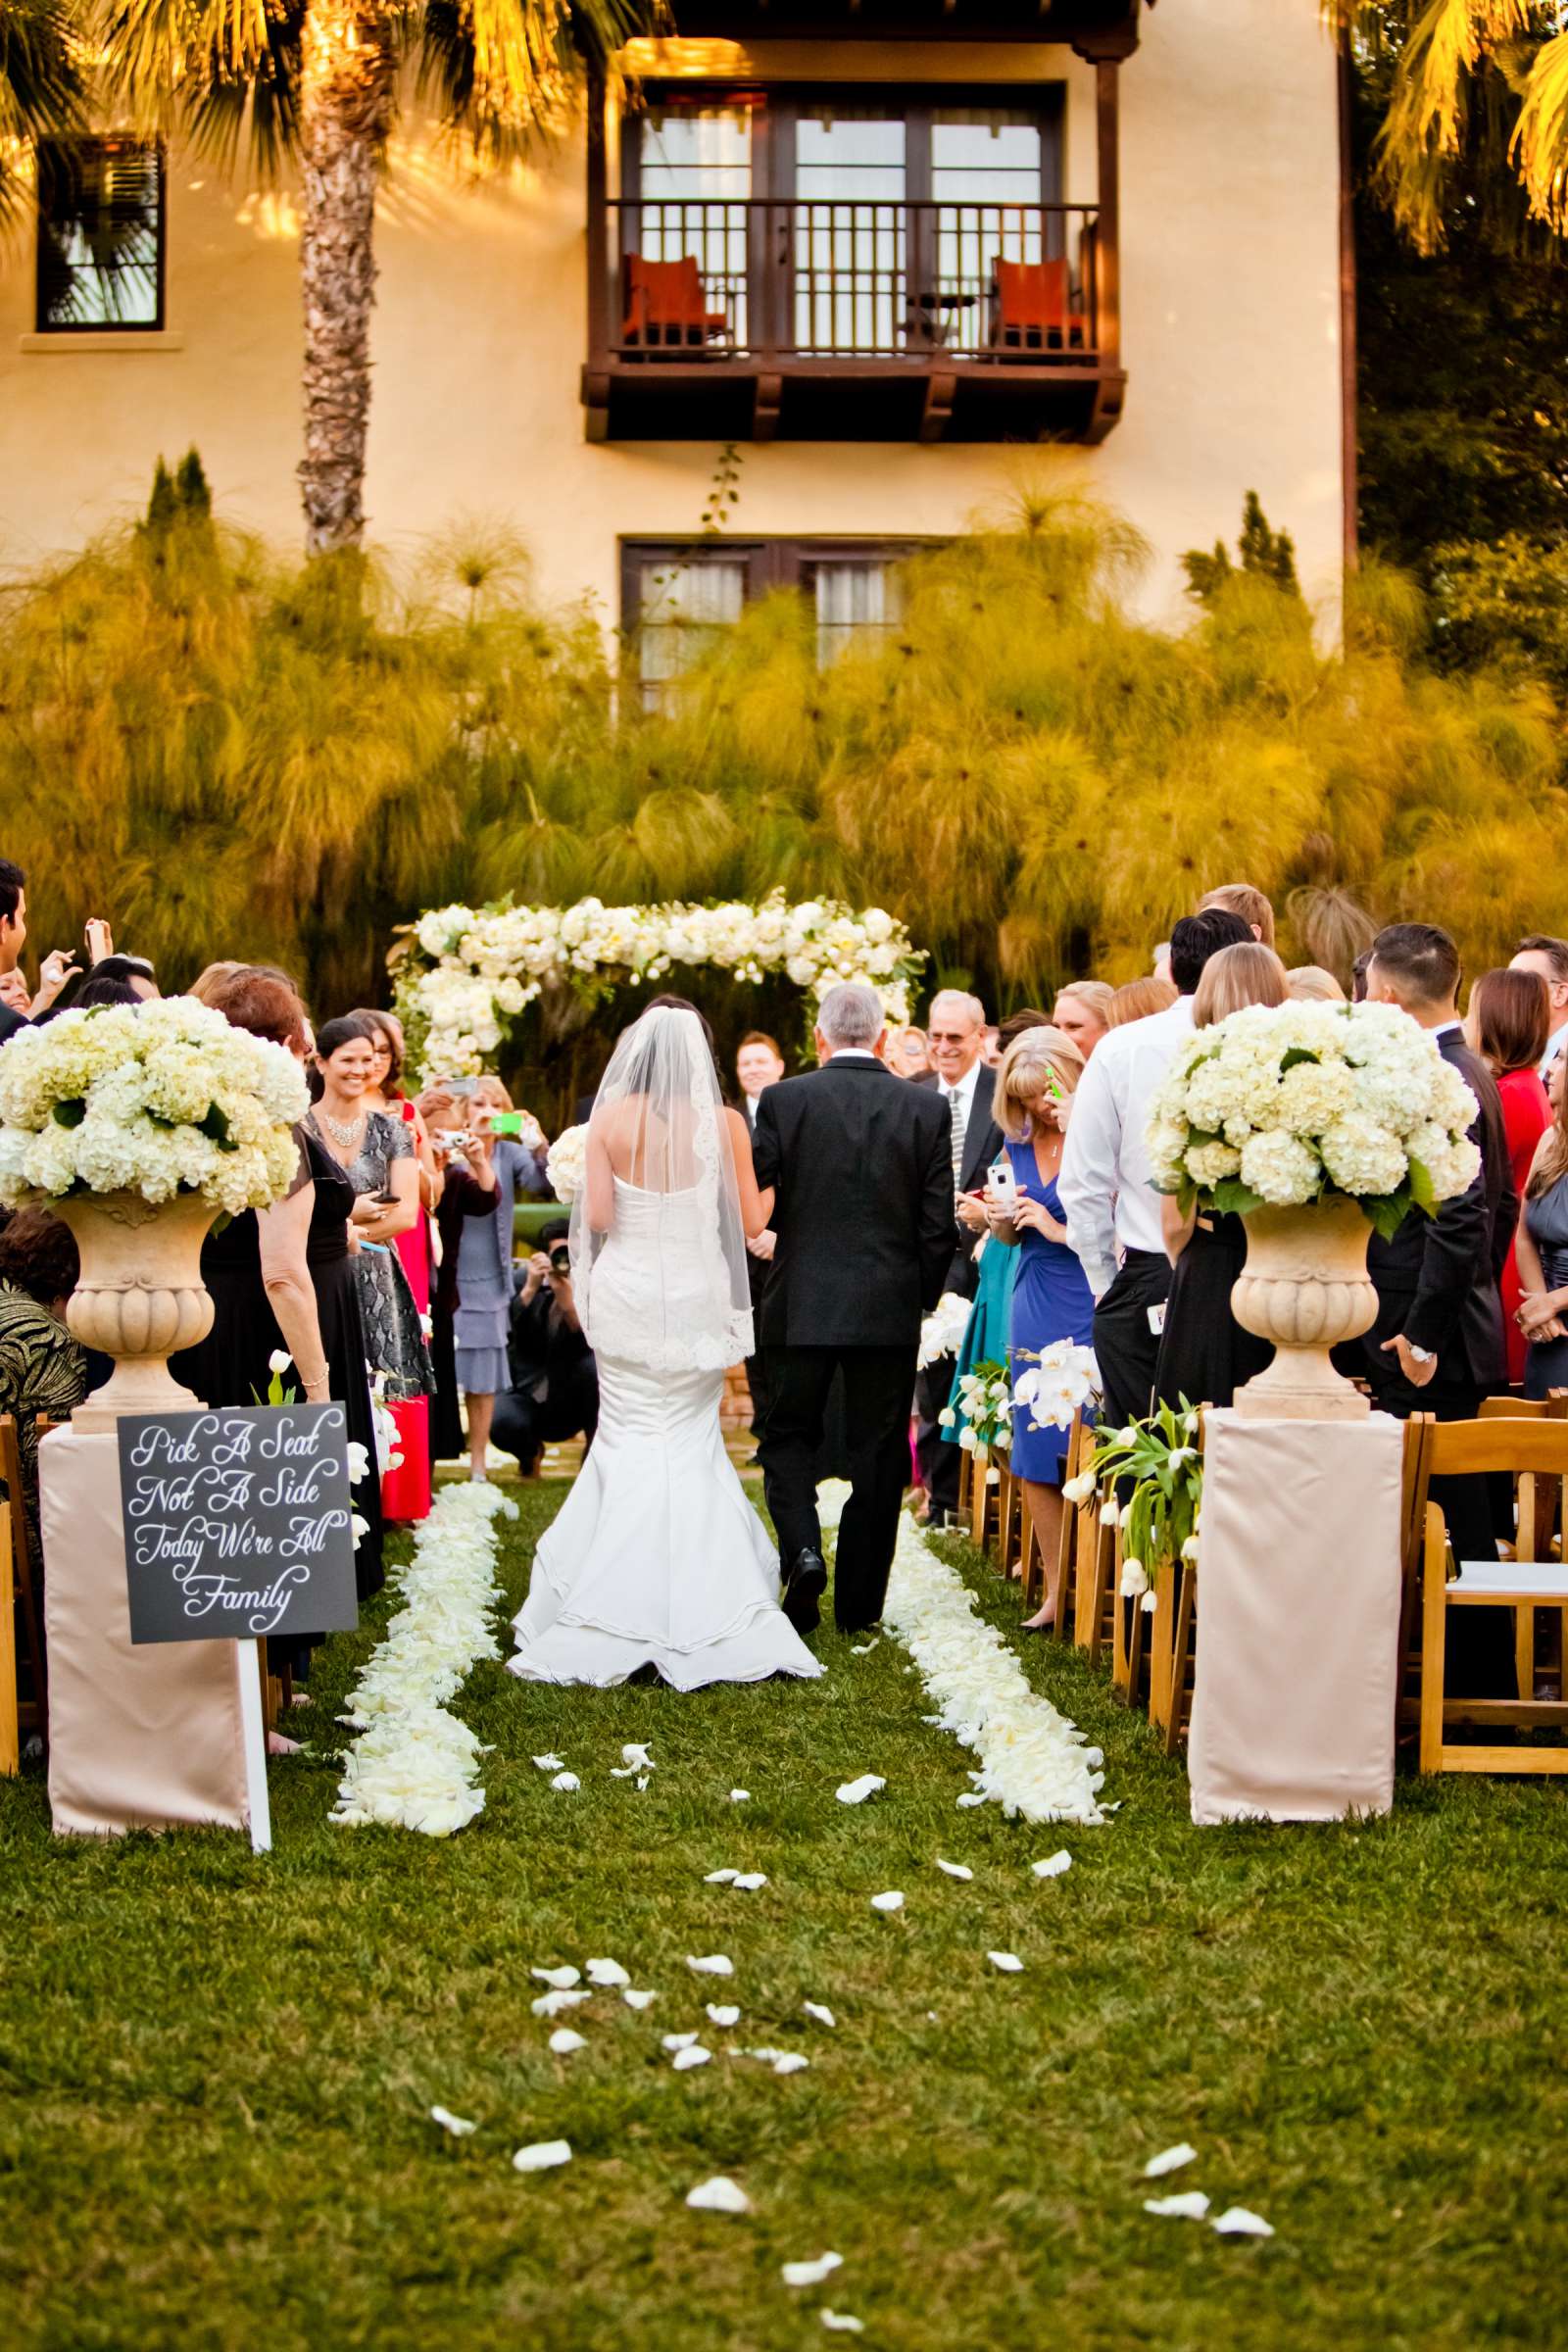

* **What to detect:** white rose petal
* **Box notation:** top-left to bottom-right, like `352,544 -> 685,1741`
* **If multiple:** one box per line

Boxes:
548,2029 -> 587,2055
513,2139 -> 572,2174
585,1958 -> 629,1987
1212,2207 -> 1275,2238
662,2033 -> 701,2051
836,1774 -> 887,1805
531,1989 -> 591,2019
531,1966 -> 582,1989
1143,2142 -> 1198,2178
685,2176 -> 751,2214
704,1868 -> 740,1885
870,1890 -> 905,1913
686,1954 -> 734,1977
782,2253 -> 844,2288
820,2314 -> 865,2334
429,2105 -> 476,2136
729,1788 -> 751,1803
706,2003 -> 741,2027
988,1950 -> 1024,1973
1144,2190 -> 1211,2221
549,1771 -> 580,1792
803,2001 -> 837,2029
622,1988 -> 658,2011
532,1754 -> 566,1772
672,2044 -> 711,2072
956,1792 -> 988,1809
732,1873 -> 768,1891
935,1859 -> 973,1881
850,1640 -> 879,1655
1032,1851 -> 1073,1880
620,1742 -> 655,1770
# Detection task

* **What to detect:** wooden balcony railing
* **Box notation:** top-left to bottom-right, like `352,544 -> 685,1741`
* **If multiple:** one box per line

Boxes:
605,199 -> 1102,367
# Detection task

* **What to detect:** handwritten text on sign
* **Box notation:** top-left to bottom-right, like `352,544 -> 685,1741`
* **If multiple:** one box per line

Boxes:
116,1404 -> 361,1645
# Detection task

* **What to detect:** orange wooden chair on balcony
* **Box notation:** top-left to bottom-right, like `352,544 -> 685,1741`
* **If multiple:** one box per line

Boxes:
990,258 -> 1086,354
621,255 -> 730,352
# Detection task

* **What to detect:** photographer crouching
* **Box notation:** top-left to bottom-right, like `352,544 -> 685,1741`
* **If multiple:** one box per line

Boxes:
490,1219 -> 600,1476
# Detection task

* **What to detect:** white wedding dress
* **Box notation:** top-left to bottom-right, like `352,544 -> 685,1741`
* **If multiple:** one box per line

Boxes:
509,1017 -> 822,1691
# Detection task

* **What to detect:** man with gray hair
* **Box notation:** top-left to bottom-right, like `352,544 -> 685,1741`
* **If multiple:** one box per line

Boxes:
911,986 -> 1003,1521
751,982 -> 955,1635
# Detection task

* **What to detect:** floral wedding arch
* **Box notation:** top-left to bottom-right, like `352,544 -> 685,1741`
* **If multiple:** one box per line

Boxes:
393,894 -> 927,1077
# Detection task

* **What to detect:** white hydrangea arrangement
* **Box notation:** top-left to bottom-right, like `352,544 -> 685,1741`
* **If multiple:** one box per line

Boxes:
0,998 -> 309,1215
546,1123 -> 588,1206
395,892 -> 926,1078
1146,1000 -> 1480,1237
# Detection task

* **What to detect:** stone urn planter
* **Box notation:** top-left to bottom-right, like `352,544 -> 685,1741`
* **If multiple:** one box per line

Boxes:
1229,1194 -> 1378,1422
52,1191 -> 216,1432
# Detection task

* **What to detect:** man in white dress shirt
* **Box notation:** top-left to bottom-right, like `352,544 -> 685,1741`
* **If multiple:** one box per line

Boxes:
1509,935 -> 1568,1077
1058,907 -> 1251,1430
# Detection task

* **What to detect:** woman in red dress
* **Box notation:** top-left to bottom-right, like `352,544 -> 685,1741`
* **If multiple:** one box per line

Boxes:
1467,967 -> 1552,1386
358,1008 -> 441,1519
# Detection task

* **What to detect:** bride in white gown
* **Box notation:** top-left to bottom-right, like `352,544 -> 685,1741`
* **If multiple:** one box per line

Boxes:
509,1000 -> 822,1690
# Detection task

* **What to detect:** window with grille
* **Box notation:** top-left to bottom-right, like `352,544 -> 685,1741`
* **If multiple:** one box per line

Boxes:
623,540 -> 920,708
35,139 -> 166,333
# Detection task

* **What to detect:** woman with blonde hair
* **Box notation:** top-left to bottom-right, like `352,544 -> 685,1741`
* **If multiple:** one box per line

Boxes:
983,1024 -> 1095,1630
1107,975 -> 1178,1028
1285,964 -> 1346,1004
1156,942 -> 1287,1412
1052,979 -> 1114,1058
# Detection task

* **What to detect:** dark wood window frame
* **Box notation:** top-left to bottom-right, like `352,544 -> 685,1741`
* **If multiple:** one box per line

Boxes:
623,82 -> 1066,210
34,135 -> 168,336
621,534 -> 935,635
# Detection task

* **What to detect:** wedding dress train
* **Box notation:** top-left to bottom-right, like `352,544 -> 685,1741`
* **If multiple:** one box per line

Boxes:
509,1178 -> 822,1690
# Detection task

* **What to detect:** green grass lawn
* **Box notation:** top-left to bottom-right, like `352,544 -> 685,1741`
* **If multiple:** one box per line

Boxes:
4,1479 -> 1568,2351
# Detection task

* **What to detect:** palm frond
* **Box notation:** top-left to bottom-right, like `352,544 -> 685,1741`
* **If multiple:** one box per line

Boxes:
0,0 -> 89,236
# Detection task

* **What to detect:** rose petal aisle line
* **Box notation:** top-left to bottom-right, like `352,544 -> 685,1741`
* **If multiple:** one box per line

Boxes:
881,1511 -> 1108,1826
331,1481 -> 518,1838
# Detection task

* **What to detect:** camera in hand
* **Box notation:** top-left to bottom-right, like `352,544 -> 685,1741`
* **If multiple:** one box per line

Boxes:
549,1246 -> 571,1277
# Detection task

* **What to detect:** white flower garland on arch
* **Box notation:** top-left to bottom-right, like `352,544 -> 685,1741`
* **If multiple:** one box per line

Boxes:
395,892 -> 926,1077
331,1481 -> 517,1838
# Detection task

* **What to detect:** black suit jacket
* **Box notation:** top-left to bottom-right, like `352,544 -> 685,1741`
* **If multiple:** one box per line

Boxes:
751,1057 -> 955,1349
1362,1028 -> 1516,1389
912,1062 -> 1003,1298
0,1003 -> 28,1047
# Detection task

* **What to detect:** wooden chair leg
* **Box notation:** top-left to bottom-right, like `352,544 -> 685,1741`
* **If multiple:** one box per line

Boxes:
0,1503 -> 18,1778
1148,1554 -> 1178,1735
1419,1503 -> 1447,1774
1076,1516 -> 1111,1663
1163,1559 -> 1196,1755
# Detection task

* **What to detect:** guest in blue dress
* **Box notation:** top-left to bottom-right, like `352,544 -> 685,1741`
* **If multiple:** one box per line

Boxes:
984,1024 -> 1096,1629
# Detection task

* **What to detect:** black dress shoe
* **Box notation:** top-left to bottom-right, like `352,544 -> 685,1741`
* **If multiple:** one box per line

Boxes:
781,1547 -> 827,1635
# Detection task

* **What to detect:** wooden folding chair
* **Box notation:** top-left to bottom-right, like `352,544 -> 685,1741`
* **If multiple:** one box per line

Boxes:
1414,1417 -> 1568,1774
0,1415 -> 46,1753
1074,1495 -> 1116,1665
956,1439 -> 973,1532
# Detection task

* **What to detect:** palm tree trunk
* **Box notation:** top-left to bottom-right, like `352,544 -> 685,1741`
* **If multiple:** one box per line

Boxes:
297,0 -> 395,555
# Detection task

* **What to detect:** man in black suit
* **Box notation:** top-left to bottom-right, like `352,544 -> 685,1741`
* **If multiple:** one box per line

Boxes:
735,1030 -> 788,1441
752,981 -> 954,1635
0,860 -> 30,1046
1359,924 -> 1517,1680
909,989 -> 1003,1521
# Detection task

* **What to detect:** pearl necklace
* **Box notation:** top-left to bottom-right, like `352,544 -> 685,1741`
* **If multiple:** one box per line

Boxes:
318,1105 -> 367,1151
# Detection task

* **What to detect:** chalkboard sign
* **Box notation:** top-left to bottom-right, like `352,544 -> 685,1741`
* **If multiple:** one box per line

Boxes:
116,1404 -> 362,1646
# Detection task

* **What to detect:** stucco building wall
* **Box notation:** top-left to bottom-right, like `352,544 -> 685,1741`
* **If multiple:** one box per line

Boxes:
0,1 -> 1344,631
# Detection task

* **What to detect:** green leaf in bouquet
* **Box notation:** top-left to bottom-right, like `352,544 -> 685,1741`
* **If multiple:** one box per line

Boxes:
51,1098 -> 86,1129
1279,1047 -> 1321,1073
1406,1154 -> 1439,1216
199,1102 -> 238,1152
1364,1188 -> 1416,1242
1209,1177 -> 1267,1217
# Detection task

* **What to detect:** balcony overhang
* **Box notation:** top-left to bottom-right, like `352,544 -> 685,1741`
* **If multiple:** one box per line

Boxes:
583,355 -> 1125,445
623,0 -> 1148,58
